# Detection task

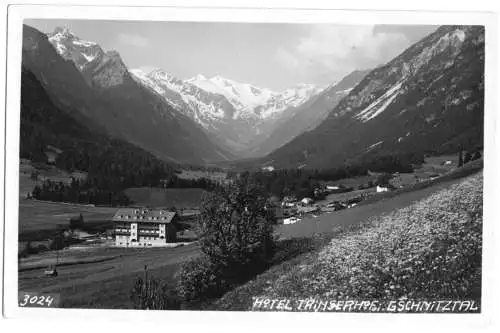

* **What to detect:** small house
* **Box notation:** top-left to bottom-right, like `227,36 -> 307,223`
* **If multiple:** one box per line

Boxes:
281,196 -> 297,208
297,205 -> 320,216
283,217 -> 300,225
261,166 -> 275,172
301,197 -> 314,206
376,185 -> 389,193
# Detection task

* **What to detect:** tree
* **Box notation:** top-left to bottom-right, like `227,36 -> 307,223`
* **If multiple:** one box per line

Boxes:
464,151 -> 472,164
177,180 -> 277,306
30,171 -> 39,181
376,173 -> 392,186
49,231 -> 66,251
69,213 -> 85,230
197,179 -> 276,280
458,150 -> 464,167
472,151 -> 482,161
32,185 -> 42,199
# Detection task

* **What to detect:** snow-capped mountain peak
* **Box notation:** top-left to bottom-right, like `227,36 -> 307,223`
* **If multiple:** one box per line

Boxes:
50,26 -> 81,41
47,27 -> 128,88
48,27 -> 101,70
184,73 -> 322,119
130,68 -> 324,154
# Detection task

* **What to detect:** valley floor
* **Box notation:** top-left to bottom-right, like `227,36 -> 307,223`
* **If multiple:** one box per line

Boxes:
18,167 -> 481,309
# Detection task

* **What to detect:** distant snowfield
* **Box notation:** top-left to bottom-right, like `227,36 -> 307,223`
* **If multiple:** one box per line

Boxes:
186,73 -> 322,119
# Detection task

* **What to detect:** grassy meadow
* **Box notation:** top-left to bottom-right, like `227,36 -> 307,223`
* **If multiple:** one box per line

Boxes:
124,187 -> 206,209
19,199 -> 117,235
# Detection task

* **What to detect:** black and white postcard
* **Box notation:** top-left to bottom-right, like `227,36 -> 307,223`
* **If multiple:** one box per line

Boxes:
1,1 -> 498,332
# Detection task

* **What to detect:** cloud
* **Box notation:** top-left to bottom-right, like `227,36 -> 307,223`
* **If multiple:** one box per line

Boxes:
275,48 -> 300,69
117,33 -> 149,48
276,25 -> 410,81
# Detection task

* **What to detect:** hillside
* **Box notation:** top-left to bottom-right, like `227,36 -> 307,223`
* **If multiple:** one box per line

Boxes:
20,65 -> 181,204
213,171 -> 482,311
264,25 -> 484,169
22,24 -> 231,165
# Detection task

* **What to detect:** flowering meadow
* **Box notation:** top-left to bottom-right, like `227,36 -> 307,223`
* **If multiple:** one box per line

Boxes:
254,172 -> 483,309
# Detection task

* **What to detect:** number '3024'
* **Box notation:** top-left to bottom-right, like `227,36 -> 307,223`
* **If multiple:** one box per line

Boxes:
19,294 -> 55,307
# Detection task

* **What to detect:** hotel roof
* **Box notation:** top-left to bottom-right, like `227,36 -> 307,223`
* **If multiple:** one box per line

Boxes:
112,208 -> 176,223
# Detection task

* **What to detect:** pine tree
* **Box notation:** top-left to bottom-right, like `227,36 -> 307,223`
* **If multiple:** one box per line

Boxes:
472,151 -> 482,161
464,151 -> 472,164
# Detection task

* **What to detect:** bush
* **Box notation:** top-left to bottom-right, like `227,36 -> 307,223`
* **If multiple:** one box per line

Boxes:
131,267 -> 180,310
176,256 -> 229,307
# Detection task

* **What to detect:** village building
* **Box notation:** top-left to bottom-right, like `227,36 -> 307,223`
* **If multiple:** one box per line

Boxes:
281,196 -> 298,207
261,166 -> 275,172
112,208 -> 178,247
301,197 -> 314,206
297,205 -> 320,217
376,185 -> 389,193
283,216 -> 301,225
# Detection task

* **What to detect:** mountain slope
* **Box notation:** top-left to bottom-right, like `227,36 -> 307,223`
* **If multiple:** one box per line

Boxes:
265,25 -> 484,169
20,65 -> 177,191
23,24 -> 231,165
248,69 -> 370,157
130,68 -> 323,156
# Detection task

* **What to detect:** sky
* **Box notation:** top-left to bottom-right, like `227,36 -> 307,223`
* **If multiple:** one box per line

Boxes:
25,19 -> 437,91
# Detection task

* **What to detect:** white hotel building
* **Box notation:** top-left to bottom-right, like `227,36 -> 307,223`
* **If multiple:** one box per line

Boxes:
112,208 -> 178,247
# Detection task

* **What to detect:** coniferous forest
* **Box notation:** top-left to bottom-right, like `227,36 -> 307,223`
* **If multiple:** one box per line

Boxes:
21,66 -> 187,205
